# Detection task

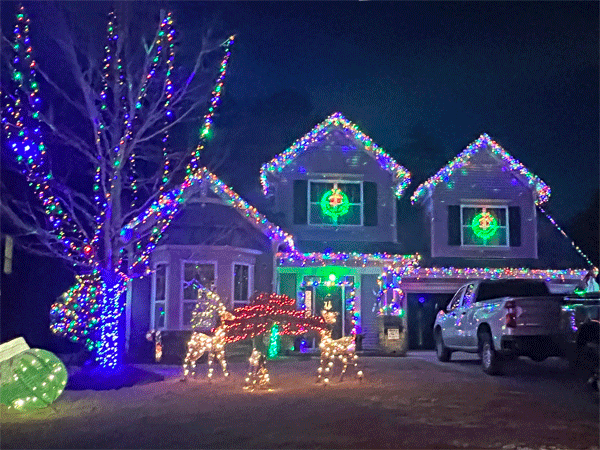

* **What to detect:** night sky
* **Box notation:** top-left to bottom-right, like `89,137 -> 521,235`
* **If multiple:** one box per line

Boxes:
5,1 -> 599,223
182,1 -> 598,225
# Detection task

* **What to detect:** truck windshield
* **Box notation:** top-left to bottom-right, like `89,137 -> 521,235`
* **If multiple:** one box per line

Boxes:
477,280 -> 550,301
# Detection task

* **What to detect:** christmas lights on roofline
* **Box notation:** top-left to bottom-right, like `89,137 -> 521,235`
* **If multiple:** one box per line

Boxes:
260,112 -> 411,199
411,134 -> 551,205
277,251 -> 419,268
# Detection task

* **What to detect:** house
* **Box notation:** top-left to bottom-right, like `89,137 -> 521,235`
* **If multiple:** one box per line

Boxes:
126,117 -> 591,361
126,168 -> 293,361
260,112 -> 415,350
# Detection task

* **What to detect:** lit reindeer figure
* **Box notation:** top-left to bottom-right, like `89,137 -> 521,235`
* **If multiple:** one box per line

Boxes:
182,288 -> 235,381
316,303 -> 363,384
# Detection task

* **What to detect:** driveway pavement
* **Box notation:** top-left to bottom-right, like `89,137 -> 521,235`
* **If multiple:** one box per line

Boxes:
2,353 -> 598,449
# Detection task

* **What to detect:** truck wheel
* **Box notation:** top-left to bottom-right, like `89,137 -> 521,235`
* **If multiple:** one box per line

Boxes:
435,330 -> 451,362
480,332 -> 502,375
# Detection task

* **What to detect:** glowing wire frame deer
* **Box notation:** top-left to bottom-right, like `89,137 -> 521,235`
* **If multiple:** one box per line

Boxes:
316,303 -> 363,384
182,287 -> 235,380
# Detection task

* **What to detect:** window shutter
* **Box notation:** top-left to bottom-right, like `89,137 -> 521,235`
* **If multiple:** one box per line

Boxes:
293,180 -> 308,224
509,206 -> 521,247
363,182 -> 378,226
448,205 -> 461,246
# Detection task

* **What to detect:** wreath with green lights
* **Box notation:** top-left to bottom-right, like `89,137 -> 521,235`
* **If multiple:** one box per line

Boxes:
471,209 -> 499,239
320,188 -> 350,222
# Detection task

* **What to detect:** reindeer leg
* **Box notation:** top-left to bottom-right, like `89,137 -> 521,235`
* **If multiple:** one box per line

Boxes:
207,348 -> 215,382
216,348 -> 229,378
339,354 -> 348,382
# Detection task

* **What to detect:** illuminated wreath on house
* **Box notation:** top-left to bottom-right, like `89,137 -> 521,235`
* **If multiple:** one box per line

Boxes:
320,188 -> 350,221
471,209 -> 499,239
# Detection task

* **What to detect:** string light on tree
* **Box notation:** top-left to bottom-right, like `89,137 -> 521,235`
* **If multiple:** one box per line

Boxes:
3,5 -> 236,370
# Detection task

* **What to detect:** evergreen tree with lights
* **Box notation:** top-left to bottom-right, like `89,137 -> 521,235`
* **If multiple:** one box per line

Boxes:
1,4 -> 234,370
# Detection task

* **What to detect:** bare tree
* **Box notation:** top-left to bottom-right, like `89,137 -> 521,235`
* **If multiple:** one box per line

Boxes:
1,4 -> 234,369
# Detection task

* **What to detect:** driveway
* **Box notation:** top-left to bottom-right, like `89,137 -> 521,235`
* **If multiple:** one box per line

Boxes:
2,353 -> 598,449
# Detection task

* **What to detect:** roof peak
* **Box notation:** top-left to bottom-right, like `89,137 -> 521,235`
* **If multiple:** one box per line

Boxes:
260,113 -> 411,198
411,134 -> 550,205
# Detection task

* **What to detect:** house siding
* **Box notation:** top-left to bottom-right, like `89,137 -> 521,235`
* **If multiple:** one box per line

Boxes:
268,130 -> 397,244
427,151 -> 537,259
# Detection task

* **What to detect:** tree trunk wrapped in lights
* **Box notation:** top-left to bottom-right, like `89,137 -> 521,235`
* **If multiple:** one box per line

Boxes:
2,5 -> 235,370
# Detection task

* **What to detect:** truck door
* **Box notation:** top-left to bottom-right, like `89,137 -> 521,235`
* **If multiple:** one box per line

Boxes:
442,286 -> 466,346
455,283 -> 477,349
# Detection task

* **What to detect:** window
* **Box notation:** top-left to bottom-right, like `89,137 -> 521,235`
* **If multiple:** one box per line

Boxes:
462,284 -> 476,308
152,264 -> 168,330
461,205 -> 508,247
182,262 -> 216,328
233,264 -> 250,308
447,287 -> 465,311
308,181 -> 362,226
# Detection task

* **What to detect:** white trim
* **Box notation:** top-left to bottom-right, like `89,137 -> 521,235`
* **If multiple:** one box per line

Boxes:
180,259 -> 218,329
460,204 -> 509,248
232,261 -> 254,308
307,179 -> 364,226
151,262 -> 169,330
153,244 -> 263,256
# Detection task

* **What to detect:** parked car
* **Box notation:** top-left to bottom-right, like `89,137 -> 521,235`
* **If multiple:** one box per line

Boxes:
559,292 -> 599,391
433,279 -> 564,375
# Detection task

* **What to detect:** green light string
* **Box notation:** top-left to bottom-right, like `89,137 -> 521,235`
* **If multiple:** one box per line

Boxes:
267,322 -> 280,359
537,205 -> 597,269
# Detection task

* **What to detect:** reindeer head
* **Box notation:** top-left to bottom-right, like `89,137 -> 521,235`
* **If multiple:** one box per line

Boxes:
219,310 -> 236,322
321,309 -> 338,325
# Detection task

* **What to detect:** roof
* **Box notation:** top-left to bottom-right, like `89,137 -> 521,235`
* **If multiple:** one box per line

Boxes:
187,168 -> 295,248
126,167 -> 295,251
410,134 -> 551,205
260,112 -> 411,199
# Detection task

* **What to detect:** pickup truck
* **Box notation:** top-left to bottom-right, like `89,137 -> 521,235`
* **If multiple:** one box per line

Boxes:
433,279 -> 564,375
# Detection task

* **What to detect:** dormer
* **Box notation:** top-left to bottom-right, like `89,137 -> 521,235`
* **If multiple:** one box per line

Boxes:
260,113 -> 410,246
411,134 -> 550,260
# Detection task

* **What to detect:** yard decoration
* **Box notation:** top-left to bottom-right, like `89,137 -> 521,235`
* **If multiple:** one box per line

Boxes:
223,293 -> 326,345
182,288 -> 234,380
0,337 -> 68,412
145,330 -> 163,362
244,349 -> 270,390
316,309 -> 363,385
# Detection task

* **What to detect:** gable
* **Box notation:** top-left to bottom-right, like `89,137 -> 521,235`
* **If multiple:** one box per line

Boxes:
162,202 -> 271,250
260,112 -> 411,199
411,134 -> 550,205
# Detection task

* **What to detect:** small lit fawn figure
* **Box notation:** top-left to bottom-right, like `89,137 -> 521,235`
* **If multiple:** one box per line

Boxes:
316,307 -> 363,385
182,288 -> 235,381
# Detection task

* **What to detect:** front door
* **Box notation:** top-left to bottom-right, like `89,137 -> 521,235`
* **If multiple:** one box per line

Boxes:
315,286 -> 343,339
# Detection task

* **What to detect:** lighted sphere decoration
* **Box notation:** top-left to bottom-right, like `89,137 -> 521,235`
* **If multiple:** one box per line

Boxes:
320,188 -> 350,221
0,338 -> 68,412
471,210 -> 498,239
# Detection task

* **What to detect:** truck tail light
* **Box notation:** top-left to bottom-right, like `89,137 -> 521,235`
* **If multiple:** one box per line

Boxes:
505,312 -> 517,328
